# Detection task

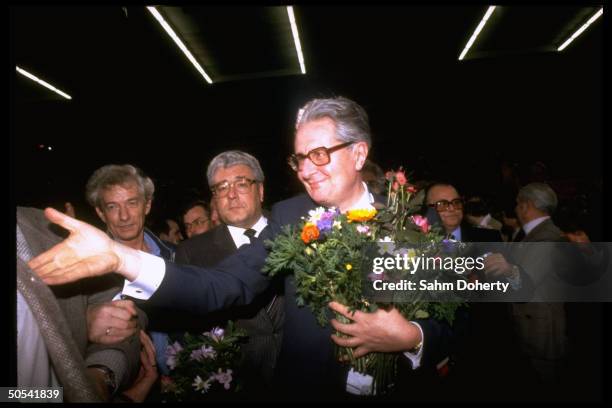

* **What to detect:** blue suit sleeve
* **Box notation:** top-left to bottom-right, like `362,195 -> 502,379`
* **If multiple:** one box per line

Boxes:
145,226 -> 275,315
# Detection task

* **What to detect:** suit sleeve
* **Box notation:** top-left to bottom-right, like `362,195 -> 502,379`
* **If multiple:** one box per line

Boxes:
414,305 -> 468,369
174,241 -> 191,264
145,225 -> 275,315
84,283 -> 148,392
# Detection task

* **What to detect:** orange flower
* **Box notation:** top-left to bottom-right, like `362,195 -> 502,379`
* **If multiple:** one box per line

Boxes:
301,223 -> 320,244
346,208 -> 377,222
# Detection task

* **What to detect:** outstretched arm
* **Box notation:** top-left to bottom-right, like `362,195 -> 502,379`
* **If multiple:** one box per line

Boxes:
28,208 -> 143,284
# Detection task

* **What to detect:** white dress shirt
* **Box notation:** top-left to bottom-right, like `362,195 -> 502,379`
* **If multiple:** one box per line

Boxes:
227,216 -> 268,248
522,216 -> 550,237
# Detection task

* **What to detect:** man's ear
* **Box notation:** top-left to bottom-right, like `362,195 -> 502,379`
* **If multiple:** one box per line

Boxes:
353,142 -> 369,171
145,199 -> 152,215
258,183 -> 264,203
95,207 -> 106,224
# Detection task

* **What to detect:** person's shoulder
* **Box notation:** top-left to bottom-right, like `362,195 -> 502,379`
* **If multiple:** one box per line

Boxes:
462,224 -> 502,242
270,194 -> 316,226
178,225 -> 227,250
271,193 -> 315,214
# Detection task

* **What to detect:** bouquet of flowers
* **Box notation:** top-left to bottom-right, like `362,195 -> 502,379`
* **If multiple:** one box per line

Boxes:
160,322 -> 247,401
262,168 -> 464,394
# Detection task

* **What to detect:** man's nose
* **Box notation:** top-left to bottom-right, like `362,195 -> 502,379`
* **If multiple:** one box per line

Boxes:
227,184 -> 239,199
119,206 -> 129,220
299,156 -> 318,178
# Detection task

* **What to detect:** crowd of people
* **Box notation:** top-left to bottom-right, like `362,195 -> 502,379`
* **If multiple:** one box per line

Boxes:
16,96 -> 605,402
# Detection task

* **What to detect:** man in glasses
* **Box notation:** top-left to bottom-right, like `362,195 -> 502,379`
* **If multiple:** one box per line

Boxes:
174,150 -> 284,396
181,200 -> 212,239
29,97 -> 456,400
426,182 -> 501,242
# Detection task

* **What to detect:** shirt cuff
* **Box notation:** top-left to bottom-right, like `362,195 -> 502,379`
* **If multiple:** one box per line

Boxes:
403,321 -> 424,369
121,252 -> 165,300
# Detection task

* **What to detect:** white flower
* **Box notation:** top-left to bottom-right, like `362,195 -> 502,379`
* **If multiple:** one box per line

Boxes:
192,375 -> 212,394
377,236 -> 395,255
307,207 -> 326,224
333,220 -> 342,230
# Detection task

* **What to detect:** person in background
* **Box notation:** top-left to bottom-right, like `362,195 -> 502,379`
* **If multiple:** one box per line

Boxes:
181,200 -> 212,239
84,164 -> 175,377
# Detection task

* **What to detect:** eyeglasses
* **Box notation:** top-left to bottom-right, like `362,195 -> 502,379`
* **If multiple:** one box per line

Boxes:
211,177 -> 258,197
185,216 -> 210,231
428,198 -> 464,212
287,141 -> 354,172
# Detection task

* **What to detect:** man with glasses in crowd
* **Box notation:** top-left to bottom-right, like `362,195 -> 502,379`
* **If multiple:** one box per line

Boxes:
174,150 -> 284,397
181,200 -> 212,239
425,182 -> 501,242
29,97 -> 458,401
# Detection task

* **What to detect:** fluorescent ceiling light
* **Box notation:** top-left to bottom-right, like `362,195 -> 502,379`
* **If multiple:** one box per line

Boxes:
557,7 -> 603,51
458,6 -> 497,61
146,6 -> 213,84
16,66 -> 72,100
287,6 -> 306,74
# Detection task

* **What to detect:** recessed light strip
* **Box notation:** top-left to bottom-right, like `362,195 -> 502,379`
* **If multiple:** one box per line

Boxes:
15,66 -> 72,100
146,6 -> 213,84
287,6 -> 306,74
557,7 -> 603,51
458,6 -> 497,61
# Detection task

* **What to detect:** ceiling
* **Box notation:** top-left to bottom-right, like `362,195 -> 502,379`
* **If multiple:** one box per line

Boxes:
9,5 -> 604,211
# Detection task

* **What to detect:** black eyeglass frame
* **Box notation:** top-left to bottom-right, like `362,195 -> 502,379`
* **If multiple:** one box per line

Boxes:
287,141 -> 355,171
428,198 -> 464,212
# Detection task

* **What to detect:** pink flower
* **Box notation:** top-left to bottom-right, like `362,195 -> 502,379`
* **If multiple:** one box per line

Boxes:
395,171 -> 407,186
385,171 -> 394,180
407,185 -> 417,193
214,368 -> 233,390
412,215 -> 430,233
392,181 -> 399,191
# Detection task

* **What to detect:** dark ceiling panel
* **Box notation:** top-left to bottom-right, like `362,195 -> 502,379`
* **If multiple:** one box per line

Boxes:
160,6 -> 301,83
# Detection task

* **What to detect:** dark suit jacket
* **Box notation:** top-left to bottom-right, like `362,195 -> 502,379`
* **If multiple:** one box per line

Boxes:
460,223 -> 503,243
174,224 -> 284,388
148,194 -> 456,400
17,207 -> 145,400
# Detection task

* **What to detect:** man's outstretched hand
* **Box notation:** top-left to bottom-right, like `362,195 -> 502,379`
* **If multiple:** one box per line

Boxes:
27,208 -> 126,285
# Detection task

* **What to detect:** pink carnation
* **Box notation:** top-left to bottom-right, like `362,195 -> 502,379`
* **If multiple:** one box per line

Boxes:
411,215 -> 430,233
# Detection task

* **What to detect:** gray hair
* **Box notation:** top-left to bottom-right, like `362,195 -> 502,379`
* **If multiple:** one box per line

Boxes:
295,96 -> 372,148
206,150 -> 265,188
85,164 -> 154,208
517,182 -> 558,215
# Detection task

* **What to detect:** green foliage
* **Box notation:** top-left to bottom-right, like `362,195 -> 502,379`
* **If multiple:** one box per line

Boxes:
262,170 -> 465,395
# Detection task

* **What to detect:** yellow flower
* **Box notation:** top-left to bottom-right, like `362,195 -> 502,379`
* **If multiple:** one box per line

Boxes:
346,264 -> 353,271
346,208 -> 377,222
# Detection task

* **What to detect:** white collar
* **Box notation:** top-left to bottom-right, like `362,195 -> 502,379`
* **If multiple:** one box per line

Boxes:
344,182 -> 375,212
522,216 -> 550,236
227,215 -> 268,248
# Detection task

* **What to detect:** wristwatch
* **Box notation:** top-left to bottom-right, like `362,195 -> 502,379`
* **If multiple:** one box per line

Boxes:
408,340 -> 423,354
88,364 -> 117,396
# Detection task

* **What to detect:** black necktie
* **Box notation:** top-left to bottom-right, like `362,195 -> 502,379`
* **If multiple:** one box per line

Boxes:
243,228 -> 257,242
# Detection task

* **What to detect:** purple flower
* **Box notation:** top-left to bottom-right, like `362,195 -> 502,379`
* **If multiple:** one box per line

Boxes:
165,341 -> 183,370
189,346 -> 216,362
316,210 -> 336,233
204,327 -> 225,342
214,368 -> 233,390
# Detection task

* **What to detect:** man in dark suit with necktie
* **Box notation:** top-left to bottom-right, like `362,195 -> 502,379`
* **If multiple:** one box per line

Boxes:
174,150 -> 284,395
29,96 -> 458,401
